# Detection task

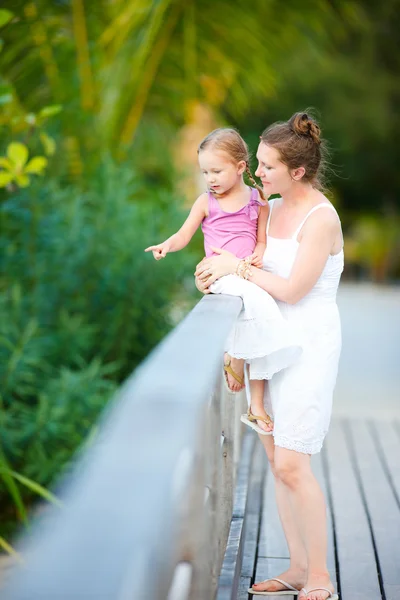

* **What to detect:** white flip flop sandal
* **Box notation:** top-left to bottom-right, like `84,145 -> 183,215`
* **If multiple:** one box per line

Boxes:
240,407 -> 273,436
249,577 -> 299,595
300,587 -> 339,600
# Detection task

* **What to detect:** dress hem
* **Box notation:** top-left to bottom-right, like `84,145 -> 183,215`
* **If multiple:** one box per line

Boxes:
273,434 -> 325,455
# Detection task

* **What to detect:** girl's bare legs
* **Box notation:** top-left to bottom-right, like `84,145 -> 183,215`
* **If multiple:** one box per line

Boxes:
249,379 -> 273,432
252,436 -> 307,594
224,354 -> 245,391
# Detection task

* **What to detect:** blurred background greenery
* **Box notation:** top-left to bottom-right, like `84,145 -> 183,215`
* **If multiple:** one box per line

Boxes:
0,1 -> 399,540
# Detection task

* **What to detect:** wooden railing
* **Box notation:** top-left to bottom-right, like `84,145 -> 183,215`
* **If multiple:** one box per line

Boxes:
3,294 -> 250,600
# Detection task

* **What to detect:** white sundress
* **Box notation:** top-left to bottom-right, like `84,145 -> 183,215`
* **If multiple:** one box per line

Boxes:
212,273 -> 303,379
246,199 -> 344,455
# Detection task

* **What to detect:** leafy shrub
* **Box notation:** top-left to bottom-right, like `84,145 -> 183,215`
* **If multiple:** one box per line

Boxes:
0,159 -> 198,534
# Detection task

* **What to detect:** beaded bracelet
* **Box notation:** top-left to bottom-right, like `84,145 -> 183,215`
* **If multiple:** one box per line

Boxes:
235,256 -> 253,280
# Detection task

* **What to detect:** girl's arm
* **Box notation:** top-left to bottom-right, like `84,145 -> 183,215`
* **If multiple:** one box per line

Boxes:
196,209 -> 341,304
249,203 -> 269,267
145,194 -> 208,260
256,203 -> 269,246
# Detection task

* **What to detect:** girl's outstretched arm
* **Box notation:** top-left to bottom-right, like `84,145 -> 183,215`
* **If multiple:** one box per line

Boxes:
145,194 -> 208,260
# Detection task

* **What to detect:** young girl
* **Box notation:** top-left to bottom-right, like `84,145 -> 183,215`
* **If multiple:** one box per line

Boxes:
145,128 -> 302,434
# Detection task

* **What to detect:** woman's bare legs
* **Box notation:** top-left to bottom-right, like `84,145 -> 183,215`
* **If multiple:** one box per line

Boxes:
249,379 -> 273,432
252,440 -> 334,599
273,448 -> 333,600
251,435 -> 307,594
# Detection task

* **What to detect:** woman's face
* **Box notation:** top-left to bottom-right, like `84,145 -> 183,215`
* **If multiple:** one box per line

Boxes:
255,142 -> 293,196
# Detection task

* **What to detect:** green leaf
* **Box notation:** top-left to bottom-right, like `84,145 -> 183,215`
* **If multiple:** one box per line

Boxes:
0,10 -> 14,29
0,448 -> 28,523
40,132 -> 56,156
0,468 -> 63,507
0,156 -> 12,170
15,173 -> 30,187
0,39 -> 4,53
0,171 -> 13,187
39,105 -> 62,119
7,142 -> 28,169
0,536 -> 23,562
25,156 -> 48,174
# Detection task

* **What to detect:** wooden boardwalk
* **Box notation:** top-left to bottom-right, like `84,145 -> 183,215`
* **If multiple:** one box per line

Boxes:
220,417 -> 400,600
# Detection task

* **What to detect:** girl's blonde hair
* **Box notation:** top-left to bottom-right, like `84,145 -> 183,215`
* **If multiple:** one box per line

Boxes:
198,128 -> 265,200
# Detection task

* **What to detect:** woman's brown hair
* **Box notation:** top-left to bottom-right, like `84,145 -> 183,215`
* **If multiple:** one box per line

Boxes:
260,110 -> 328,190
198,128 -> 265,200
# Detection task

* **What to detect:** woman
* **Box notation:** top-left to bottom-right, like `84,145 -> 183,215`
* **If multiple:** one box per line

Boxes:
195,112 -> 343,600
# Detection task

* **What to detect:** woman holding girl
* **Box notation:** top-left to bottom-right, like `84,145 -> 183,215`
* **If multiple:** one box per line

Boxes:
146,127 -> 302,434
196,111 -> 343,600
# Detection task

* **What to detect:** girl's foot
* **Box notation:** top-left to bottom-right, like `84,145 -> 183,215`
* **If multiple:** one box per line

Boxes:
250,405 -> 274,433
224,354 -> 245,392
299,573 -> 335,600
251,567 -> 306,593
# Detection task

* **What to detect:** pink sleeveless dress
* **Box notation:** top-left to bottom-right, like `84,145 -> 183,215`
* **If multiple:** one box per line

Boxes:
202,187 -> 263,258
203,189 -> 303,379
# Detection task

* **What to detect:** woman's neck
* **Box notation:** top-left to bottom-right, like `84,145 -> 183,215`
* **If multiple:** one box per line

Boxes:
280,182 -> 315,208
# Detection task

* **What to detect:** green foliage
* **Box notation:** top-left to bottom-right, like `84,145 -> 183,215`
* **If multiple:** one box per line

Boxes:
0,160 -> 197,535
344,214 -> 400,282
0,142 -> 48,188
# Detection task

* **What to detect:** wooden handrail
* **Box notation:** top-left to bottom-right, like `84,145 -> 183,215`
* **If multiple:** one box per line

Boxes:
4,294 -> 247,600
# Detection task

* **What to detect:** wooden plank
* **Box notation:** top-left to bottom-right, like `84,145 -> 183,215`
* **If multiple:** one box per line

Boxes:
217,432 -> 257,600
218,518 -> 245,599
369,420 -> 400,507
312,451 -> 337,589
347,420 -> 400,600
324,419 -> 381,600
252,557 -> 294,599
241,442 -> 266,579
258,469 -> 289,559
238,575 -> 252,600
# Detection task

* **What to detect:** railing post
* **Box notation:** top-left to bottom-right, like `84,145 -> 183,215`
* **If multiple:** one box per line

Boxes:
218,379 -> 236,564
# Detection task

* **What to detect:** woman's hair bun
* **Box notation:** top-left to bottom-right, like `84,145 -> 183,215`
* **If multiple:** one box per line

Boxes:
290,112 -> 321,144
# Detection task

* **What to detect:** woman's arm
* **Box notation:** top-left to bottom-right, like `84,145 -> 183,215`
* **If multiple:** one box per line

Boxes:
196,209 -> 341,304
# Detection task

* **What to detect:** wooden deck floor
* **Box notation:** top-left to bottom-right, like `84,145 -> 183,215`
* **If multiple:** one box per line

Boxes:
233,418 -> 400,600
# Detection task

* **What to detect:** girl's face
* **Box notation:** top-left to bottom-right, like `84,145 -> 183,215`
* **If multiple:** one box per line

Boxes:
198,149 -> 245,194
255,142 -> 294,196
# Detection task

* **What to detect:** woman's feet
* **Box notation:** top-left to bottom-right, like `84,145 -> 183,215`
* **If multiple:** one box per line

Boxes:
298,573 -> 336,600
251,566 -> 306,594
223,353 -> 245,392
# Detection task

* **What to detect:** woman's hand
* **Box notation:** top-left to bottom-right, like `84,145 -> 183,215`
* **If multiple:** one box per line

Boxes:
195,248 -> 240,287
195,274 -> 211,294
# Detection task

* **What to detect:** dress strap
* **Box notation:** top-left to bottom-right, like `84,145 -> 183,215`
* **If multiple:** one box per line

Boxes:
292,203 -> 339,241
266,198 -> 277,235
207,190 -> 218,215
